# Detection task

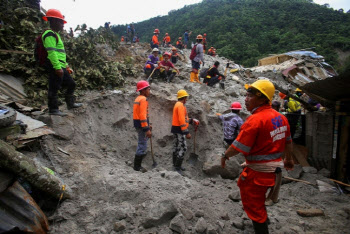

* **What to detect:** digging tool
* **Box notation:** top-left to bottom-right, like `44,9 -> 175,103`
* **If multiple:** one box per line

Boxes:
150,136 -> 157,168
188,125 -> 199,165
220,62 -> 230,89
146,67 -> 156,83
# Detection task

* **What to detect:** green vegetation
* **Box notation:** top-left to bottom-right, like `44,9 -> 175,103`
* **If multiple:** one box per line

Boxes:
0,0 -> 134,106
112,0 -> 350,69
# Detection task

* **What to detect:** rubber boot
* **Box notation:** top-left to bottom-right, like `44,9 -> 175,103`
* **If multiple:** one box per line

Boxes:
167,73 -> 176,83
175,157 -> 186,172
194,73 -> 201,83
49,96 -> 67,116
252,221 -> 269,234
65,95 -> 83,110
133,155 -> 147,173
190,72 -> 195,82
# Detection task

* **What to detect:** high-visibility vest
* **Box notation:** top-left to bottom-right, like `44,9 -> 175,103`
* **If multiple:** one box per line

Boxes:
133,95 -> 149,131
171,101 -> 189,134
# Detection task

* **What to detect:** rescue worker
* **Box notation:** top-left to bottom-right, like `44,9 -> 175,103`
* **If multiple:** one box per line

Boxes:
271,101 -> 281,112
221,79 -> 294,234
151,29 -> 160,49
159,52 -> 179,83
133,80 -> 152,172
121,36 -> 125,42
144,48 -> 160,78
69,27 -> 74,37
203,33 -> 207,53
216,102 -> 244,148
190,34 -> 204,83
163,33 -> 171,47
176,37 -> 183,49
208,47 -> 214,56
42,9 -> 82,116
183,30 -> 191,49
286,88 -> 302,138
171,47 -> 179,64
203,61 -> 225,87
171,90 -> 199,173
212,48 -> 217,57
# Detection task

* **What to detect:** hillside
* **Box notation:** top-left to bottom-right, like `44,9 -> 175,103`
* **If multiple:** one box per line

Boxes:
111,0 -> 350,69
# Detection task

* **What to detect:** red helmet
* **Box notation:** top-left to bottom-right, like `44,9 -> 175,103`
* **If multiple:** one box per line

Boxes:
163,52 -> 171,57
154,29 -> 160,34
136,80 -> 150,92
230,102 -> 242,110
145,64 -> 151,69
204,33 -> 207,36
43,9 -> 67,24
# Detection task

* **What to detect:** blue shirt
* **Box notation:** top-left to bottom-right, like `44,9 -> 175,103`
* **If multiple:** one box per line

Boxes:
219,113 -> 243,140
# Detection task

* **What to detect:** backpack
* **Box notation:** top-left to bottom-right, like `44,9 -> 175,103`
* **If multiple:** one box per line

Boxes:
189,44 -> 197,60
34,31 -> 58,66
199,68 -> 209,78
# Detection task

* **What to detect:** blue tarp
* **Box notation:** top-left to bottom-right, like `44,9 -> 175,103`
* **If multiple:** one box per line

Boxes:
285,51 -> 324,59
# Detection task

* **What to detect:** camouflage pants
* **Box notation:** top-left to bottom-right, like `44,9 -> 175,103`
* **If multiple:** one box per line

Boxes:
173,134 -> 187,159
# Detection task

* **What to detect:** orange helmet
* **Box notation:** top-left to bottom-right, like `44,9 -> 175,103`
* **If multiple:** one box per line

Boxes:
145,64 -> 151,69
163,52 -> 171,57
196,34 -> 203,40
154,29 -> 160,34
43,9 -> 67,24
171,47 -> 177,51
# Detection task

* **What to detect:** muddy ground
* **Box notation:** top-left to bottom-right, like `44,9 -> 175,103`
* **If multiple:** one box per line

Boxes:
25,43 -> 350,233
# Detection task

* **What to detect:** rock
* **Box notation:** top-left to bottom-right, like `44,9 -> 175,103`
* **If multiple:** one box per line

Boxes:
195,210 -> 205,217
231,217 -> 244,230
228,191 -> 241,202
100,144 -> 108,151
195,217 -> 207,233
202,179 -> 211,186
115,202 -> 135,220
31,111 -> 44,116
302,166 -> 317,174
225,86 -> 238,97
113,220 -> 126,232
297,209 -> 325,217
217,220 -> 225,229
142,199 -> 178,228
318,168 -> 331,178
207,225 -> 218,234
220,212 -> 230,220
203,150 -> 241,179
169,215 -> 185,234
287,164 -> 303,179
181,207 -> 194,220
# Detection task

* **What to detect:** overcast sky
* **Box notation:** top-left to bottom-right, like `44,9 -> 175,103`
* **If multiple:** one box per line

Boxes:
40,0 -> 350,30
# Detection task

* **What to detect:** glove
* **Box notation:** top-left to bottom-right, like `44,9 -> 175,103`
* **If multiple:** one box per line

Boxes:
193,119 -> 200,126
66,67 -> 74,74
216,113 -> 222,116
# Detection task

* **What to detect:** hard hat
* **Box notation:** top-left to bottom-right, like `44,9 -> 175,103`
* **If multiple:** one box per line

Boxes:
178,37 -> 182,40
171,47 -> 177,51
295,88 -> 302,92
196,34 -> 203,40
279,92 -> 287,99
152,48 -> 159,53
204,33 -> 207,36
145,64 -> 151,69
177,90 -> 189,99
230,102 -> 242,110
211,47 -> 214,49
154,29 -> 160,34
136,80 -> 150,92
42,9 -> 67,24
165,33 -> 168,36
163,52 -> 171,57
246,79 -> 275,101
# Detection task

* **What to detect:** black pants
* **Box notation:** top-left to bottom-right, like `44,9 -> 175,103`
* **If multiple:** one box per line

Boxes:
47,67 -> 76,110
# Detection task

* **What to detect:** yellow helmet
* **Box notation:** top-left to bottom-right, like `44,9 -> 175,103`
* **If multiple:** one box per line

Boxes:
295,88 -> 302,92
246,79 -> 275,101
177,89 -> 189,99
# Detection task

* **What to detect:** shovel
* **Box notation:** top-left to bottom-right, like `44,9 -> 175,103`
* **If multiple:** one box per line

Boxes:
146,67 -> 156,83
150,136 -> 157,168
220,62 -> 230,90
188,125 -> 199,165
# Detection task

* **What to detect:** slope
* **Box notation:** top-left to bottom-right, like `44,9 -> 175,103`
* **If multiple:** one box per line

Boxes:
111,0 -> 350,69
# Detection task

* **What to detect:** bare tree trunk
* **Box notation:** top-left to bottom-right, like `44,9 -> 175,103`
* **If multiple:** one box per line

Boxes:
0,139 -> 72,200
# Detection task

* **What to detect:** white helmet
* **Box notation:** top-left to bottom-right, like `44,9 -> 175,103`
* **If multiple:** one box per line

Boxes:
152,48 -> 159,53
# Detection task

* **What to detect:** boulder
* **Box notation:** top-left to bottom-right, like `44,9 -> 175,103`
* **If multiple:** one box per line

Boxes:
302,166 -> 317,174
113,220 -> 126,232
169,215 -> 185,234
203,151 -> 241,179
287,164 -> 303,179
195,217 -> 208,233
228,191 -> 241,202
142,199 -> 178,228
318,168 -> 331,178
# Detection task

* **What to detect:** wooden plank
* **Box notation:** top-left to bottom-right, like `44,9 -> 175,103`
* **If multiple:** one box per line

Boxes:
292,144 -> 310,167
0,49 -> 32,55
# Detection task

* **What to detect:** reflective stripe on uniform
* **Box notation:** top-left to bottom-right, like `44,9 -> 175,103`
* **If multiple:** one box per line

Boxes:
46,47 -> 66,53
140,120 -> 147,123
134,102 -> 140,105
180,124 -> 187,127
233,140 -> 251,153
246,152 -> 283,162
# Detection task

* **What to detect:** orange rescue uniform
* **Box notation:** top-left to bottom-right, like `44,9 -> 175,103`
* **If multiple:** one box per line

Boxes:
152,35 -> 159,46
133,95 -> 150,131
232,104 -> 292,223
171,101 -> 191,135
164,35 -> 171,43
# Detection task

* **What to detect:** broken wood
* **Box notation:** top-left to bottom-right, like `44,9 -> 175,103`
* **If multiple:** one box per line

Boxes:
292,144 -> 310,167
283,176 -> 315,186
329,179 -> 350,187
0,49 -> 32,55
297,209 -> 325,217
0,139 -> 72,200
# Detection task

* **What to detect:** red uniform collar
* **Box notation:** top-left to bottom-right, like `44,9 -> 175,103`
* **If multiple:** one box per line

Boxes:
251,104 -> 271,114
